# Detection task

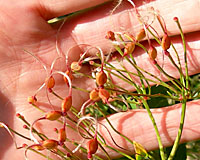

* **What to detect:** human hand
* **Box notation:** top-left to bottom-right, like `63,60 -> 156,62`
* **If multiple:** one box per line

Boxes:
0,0 -> 200,159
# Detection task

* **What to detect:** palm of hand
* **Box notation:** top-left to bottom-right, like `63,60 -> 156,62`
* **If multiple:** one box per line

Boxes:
1,0 -> 200,160
0,2 -> 92,159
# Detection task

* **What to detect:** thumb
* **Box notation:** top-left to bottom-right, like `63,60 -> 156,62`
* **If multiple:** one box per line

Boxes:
97,99 -> 200,159
36,0 -> 110,20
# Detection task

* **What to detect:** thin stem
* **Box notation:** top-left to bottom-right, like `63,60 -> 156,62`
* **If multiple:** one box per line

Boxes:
155,63 -> 183,91
106,145 -> 135,160
27,148 -> 55,160
174,18 -> 189,90
95,104 -> 134,145
106,87 -> 179,101
166,52 -> 186,87
168,100 -> 187,160
142,100 -> 166,160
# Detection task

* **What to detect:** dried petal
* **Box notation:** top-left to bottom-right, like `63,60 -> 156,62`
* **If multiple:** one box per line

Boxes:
71,61 -> 81,72
124,42 -> 135,56
99,88 -> 110,103
136,28 -> 146,41
45,76 -> 55,89
161,34 -> 171,51
27,96 -> 37,104
96,71 -> 107,86
31,144 -> 45,151
87,138 -> 98,159
105,31 -> 115,41
148,46 -> 157,60
63,69 -> 73,83
58,128 -> 66,144
90,89 -> 100,101
41,139 -> 58,149
45,111 -> 62,121
61,96 -> 72,114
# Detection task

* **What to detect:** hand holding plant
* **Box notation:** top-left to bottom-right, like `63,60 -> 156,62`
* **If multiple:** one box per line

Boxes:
1,0 -> 200,159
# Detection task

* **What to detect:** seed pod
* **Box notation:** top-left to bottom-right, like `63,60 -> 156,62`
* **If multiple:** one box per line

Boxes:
31,144 -> 45,151
136,28 -> 146,41
27,96 -> 37,104
105,31 -> 115,41
161,34 -> 171,51
45,76 -> 55,89
87,138 -> 98,159
61,96 -> 72,114
58,128 -> 66,144
98,88 -> 110,103
173,17 -> 178,21
23,125 -> 28,129
71,61 -> 81,72
96,71 -> 107,86
148,46 -> 157,60
164,50 -> 170,56
89,89 -> 100,101
16,113 -> 24,119
41,139 -> 58,149
124,42 -> 135,56
63,69 -> 73,83
45,111 -> 62,121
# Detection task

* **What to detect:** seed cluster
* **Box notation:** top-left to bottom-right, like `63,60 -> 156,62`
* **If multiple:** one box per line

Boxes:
0,2 -> 191,160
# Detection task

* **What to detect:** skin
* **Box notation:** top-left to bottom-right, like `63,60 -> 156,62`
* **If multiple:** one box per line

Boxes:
0,0 -> 200,159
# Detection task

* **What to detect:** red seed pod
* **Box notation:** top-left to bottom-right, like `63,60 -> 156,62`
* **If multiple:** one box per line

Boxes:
45,76 -> 55,89
23,125 -> 28,129
98,88 -> 110,103
124,42 -> 135,56
89,60 -> 94,65
87,138 -> 98,159
96,71 -> 107,86
61,96 -> 72,114
148,46 -> 157,60
63,69 -> 73,84
161,34 -> 171,51
41,139 -> 58,149
173,17 -> 178,21
67,153 -> 72,157
22,144 -> 28,148
164,50 -> 170,56
27,96 -> 37,104
45,111 -> 62,121
58,128 -> 66,144
54,128 -> 58,133
71,61 -> 81,72
16,113 -> 21,118
105,31 -> 115,41
136,28 -> 146,41
89,89 -> 100,101
31,144 -> 45,151
16,113 -> 24,120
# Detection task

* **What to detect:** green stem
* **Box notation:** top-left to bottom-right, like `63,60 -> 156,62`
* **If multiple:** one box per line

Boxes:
106,87 -> 179,101
142,100 -> 166,160
8,127 -> 31,141
95,104 -> 133,145
28,148 -> 55,160
106,145 -> 135,160
166,53 -> 186,87
174,18 -> 189,90
155,63 -> 183,91
168,100 -> 187,160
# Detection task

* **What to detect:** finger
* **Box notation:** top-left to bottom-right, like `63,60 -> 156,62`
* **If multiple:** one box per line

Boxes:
36,0 -> 110,20
108,31 -> 200,91
97,99 -> 200,159
58,0 -> 200,55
